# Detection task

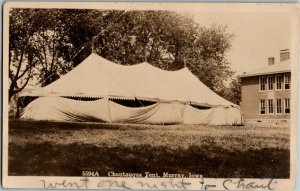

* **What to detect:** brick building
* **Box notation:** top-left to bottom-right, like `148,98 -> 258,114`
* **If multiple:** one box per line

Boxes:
240,49 -> 291,126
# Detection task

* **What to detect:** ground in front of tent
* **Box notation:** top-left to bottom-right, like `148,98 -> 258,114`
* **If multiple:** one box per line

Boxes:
8,119 -> 290,178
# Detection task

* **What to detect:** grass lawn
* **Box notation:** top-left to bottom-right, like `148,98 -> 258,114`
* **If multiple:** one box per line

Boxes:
8,119 -> 290,178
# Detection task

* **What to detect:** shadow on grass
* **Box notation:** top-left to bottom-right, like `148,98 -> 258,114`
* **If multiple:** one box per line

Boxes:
9,142 -> 289,178
9,119 -> 127,131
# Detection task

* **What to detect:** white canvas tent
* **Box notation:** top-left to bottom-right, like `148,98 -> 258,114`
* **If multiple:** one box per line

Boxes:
21,53 -> 241,125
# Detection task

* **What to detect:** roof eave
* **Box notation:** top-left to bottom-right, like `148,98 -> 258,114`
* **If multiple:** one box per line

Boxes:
239,70 -> 291,78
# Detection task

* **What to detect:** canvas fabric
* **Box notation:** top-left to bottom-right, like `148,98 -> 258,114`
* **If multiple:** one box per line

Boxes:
183,105 -> 242,125
22,53 -> 237,108
21,97 -> 111,122
21,97 -> 241,125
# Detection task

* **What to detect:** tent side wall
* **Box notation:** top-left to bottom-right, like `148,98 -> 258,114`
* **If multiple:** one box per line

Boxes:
21,97 -> 242,125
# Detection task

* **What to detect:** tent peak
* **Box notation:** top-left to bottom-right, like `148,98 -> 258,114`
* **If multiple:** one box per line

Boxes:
87,53 -> 191,73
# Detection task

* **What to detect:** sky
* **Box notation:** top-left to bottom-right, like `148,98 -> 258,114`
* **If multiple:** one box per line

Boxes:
190,11 -> 292,75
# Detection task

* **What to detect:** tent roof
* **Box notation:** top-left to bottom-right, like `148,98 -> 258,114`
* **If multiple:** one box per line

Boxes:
22,53 -> 236,107
240,60 -> 291,78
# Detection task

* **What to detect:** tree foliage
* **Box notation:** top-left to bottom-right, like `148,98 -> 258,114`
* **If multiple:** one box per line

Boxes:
9,9 -> 235,101
9,9 -> 38,100
222,77 -> 241,105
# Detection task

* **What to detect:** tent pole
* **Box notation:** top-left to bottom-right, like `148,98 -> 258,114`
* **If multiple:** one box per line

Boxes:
144,46 -> 148,62
107,98 -> 112,123
91,36 -> 97,53
135,97 -> 144,107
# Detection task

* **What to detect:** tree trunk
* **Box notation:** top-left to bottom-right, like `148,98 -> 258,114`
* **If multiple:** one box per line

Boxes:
174,48 -> 184,70
9,86 -> 14,101
16,100 -> 20,118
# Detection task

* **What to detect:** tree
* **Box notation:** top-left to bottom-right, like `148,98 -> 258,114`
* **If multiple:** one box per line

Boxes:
93,11 -> 234,93
9,9 -> 74,98
9,9 -> 235,100
9,9 -> 39,100
222,77 -> 241,105
28,9 -> 73,86
185,25 -> 234,95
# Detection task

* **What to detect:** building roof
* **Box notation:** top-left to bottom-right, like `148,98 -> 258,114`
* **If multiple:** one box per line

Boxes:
240,59 -> 291,78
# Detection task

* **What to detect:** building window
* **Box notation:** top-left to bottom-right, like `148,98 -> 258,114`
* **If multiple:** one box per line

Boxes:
260,100 -> 266,114
275,75 -> 283,90
268,99 -> 274,114
267,76 -> 273,90
259,77 -> 266,91
284,74 -> 291,90
284,98 -> 290,114
276,99 -> 282,114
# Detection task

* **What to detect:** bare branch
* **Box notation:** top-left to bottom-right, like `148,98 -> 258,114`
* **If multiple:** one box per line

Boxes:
16,60 -> 37,80
14,66 -> 33,95
50,26 -> 57,70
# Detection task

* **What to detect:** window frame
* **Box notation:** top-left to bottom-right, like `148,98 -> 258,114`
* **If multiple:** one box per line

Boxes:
275,75 -> 283,91
267,99 -> 274,114
284,74 -> 291,90
259,76 -> 266,92
276,99 -> 282,115
284,98 -> 290,114
267,76 -> 274,91
259,99 -> 266,115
